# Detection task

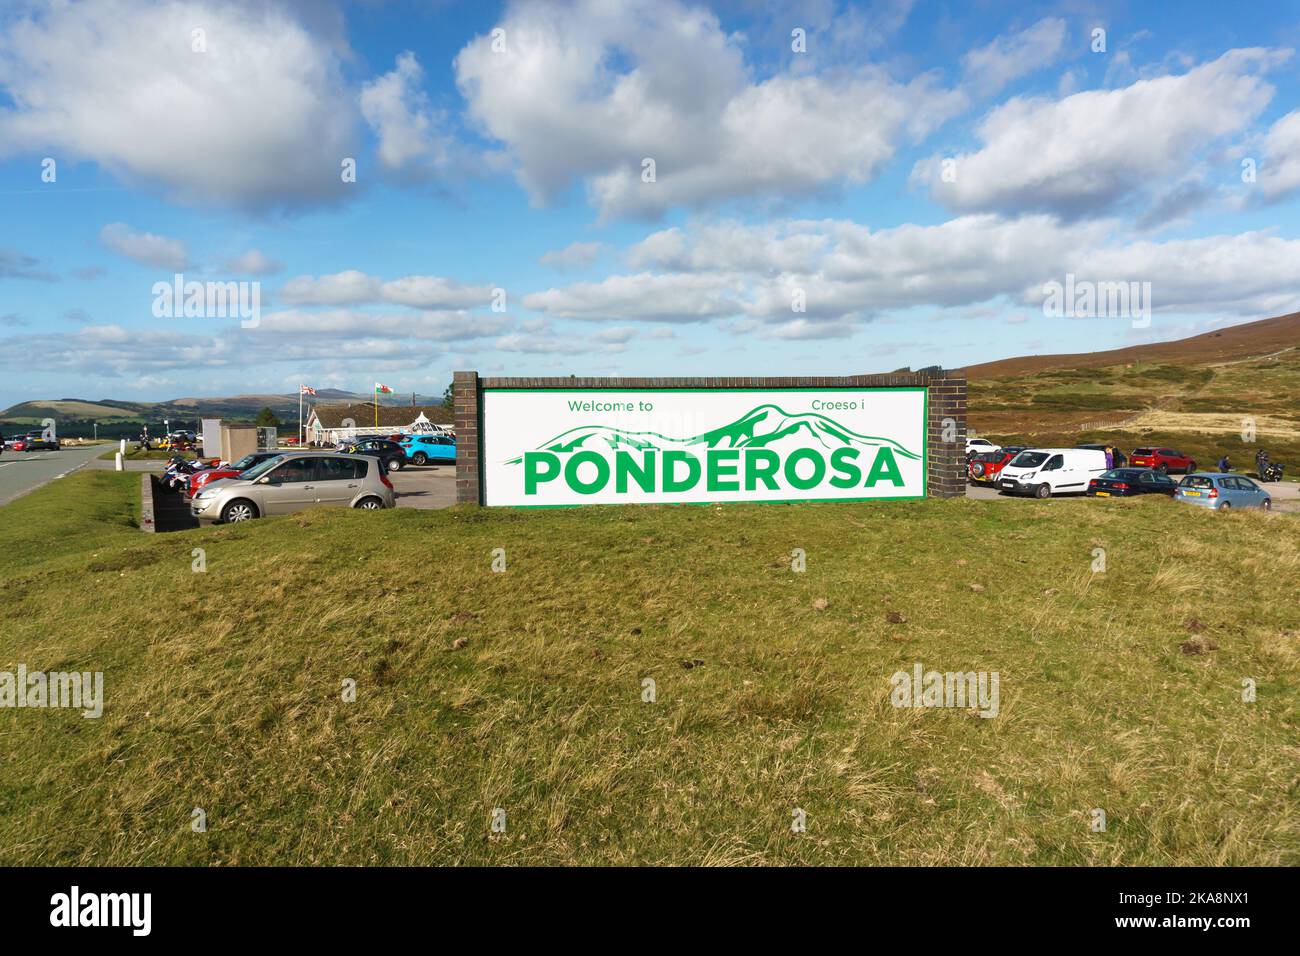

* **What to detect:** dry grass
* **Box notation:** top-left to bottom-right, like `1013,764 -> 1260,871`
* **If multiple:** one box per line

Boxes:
0,472 -> 1296,865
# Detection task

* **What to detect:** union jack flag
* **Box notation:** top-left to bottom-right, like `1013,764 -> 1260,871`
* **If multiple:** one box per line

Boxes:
300,384 -> 316,395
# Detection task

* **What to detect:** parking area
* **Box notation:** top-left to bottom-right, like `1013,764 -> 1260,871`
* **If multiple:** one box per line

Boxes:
389,462 -> 457,509
966,477 -> 1300,512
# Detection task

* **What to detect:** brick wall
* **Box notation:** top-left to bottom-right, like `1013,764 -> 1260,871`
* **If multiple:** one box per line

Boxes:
453,371 -> 481,505
454,370 -> 967,504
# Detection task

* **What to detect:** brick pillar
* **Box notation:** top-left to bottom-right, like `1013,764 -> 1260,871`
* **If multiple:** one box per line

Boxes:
453,371 -> 482,505
926,371 -> 967,498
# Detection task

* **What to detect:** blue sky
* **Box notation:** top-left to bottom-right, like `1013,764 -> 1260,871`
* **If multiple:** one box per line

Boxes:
1,0 -> 1298,408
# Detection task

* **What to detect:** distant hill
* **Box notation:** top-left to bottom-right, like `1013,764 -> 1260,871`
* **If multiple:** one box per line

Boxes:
965,310 -> 1300,380
0,389 -> 445,437
965,309 -> 1300,469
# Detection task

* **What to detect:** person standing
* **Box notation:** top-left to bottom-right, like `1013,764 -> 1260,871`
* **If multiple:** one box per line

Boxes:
1255,448 -> 1268,479
1104,445 -> 1114,469
1218,454 -> 1230,472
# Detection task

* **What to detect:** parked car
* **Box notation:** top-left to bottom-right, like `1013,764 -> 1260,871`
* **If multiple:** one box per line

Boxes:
998,447 -> 1108,498
401,434 -> 457,465
1076,444 -> 1127,467
1129,447 -> 1195,474
965,438 -> 1000,457
1174,473 -> 1272,511
190,452 -> 395,523
1086,467 -> 1178,497
341,438 -> 407,471
967,446 -> 1026,484
187,451 -> 283,498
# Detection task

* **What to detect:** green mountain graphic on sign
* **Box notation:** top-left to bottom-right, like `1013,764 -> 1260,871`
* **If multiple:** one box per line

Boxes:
506,404 -> 920,464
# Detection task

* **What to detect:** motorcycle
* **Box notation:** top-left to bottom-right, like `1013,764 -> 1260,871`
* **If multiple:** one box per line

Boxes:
1261,461 -> 1284,482
161,457 -> 220,493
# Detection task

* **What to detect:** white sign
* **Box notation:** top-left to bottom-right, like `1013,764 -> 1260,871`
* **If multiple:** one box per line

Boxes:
481,388 -> 927,507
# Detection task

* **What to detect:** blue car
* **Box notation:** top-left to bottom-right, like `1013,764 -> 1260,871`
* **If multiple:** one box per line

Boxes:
401,434 -> 456,465
1174,473 -> 1272,511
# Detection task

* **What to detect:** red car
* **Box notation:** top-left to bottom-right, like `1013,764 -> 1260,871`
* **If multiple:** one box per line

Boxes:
968,446 -> 1026,484
1129,447 -> 1196,475
187,452 -> 282,498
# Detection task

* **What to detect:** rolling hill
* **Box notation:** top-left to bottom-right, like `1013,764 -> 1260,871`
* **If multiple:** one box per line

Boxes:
964,310 -> 1300,468
965,310 -> 1300,379
0,389 -> 444,437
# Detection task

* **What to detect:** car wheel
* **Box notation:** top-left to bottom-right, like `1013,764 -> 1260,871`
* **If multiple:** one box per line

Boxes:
412,452 -> 428,465
1034,483 -> 1051,499
355,496 -> 384,510
388,457 -> 404,471
1262,498 -> 1271,511
220,499 -> 258,523
1218,501 -> 1231,510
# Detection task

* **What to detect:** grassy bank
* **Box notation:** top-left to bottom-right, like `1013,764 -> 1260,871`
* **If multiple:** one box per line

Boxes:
0,472 -> 1295,865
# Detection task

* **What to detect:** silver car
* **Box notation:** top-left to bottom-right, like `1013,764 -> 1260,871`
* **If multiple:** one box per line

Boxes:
1173,472 -> 1272,511
190,452 -> 395,523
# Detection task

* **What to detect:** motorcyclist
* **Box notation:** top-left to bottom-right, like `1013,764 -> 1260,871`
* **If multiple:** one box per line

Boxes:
1255,449 -> 1269,479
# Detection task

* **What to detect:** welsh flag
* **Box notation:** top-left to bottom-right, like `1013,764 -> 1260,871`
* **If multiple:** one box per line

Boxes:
374,382 -> 394,394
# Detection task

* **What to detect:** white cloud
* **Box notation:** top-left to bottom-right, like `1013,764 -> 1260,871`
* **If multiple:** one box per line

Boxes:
914,48 -> 1291,219
279,271 -> 495,309
961,18 -> 1068,97
99,223 -> 188,270
0,249 -> 57,281
592,325 -> 637,343
522,273 -> 744,322
539,241 -> 603,270
454,0 -> 962,218
256,308 -> 511,341
223,249 -> 283,276
360,52 -> 454,178
529,214 -> 1300,328
1257,109 -> 1300,202
0,0 -> 357,209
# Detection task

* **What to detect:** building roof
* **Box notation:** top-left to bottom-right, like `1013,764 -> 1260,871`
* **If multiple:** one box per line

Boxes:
308,403 -> 453,429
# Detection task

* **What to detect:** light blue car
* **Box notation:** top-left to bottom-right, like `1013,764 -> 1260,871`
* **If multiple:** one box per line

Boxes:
1174,473 -> 1272,511
401,434 -> 456,465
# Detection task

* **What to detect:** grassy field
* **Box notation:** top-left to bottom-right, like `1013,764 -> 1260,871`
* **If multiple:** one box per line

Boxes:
0,472 -> 1295,865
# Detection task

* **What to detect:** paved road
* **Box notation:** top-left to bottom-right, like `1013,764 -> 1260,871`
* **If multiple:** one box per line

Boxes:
390,463 -> 456,509
966,477 -> 1300,512
0,443 -> 109,507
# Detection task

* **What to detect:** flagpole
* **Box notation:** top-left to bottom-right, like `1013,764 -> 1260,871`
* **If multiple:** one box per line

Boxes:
299,387 -> 303,447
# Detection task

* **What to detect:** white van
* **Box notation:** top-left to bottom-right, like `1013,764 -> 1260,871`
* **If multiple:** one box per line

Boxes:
997,447 -> 1108,498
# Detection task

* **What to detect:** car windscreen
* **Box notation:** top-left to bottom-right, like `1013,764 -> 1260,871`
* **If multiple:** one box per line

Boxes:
1133,448 -> 1155,456
231,454 -> 258,470
1179,476 -> 1213,489
1009,452 -> 1048,468
974,452 -> 1002,462
1100,469 -> 1138,480
240,455 -> 287,480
